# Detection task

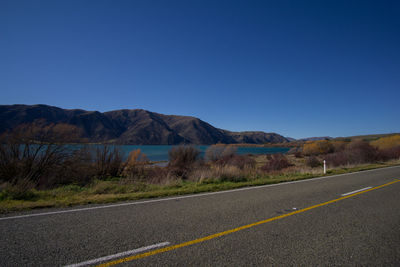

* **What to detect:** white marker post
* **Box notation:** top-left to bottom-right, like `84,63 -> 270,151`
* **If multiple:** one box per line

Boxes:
323,160 -> 326,174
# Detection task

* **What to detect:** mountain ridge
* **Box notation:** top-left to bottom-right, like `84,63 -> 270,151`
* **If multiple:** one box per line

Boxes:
0,104 -> 290,145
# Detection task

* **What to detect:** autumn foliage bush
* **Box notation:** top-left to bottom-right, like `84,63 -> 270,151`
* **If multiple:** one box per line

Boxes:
370,135 -> 400,150
302,140 -> 334,155
122,149 -> 149,180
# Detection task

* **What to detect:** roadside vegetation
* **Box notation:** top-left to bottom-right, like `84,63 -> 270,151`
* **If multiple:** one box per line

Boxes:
1,125 -> 400,213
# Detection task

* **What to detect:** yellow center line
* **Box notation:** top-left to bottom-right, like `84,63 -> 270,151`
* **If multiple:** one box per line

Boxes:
96,179 -> 400,267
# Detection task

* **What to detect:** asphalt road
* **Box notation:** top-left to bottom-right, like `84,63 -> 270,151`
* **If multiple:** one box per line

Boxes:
1,166 -> 400,266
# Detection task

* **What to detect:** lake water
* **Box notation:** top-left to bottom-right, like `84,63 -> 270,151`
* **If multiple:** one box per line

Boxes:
117,145 -> 291,162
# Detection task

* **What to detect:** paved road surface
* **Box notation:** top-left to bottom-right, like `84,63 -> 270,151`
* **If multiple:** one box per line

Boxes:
1,166 -> 400,266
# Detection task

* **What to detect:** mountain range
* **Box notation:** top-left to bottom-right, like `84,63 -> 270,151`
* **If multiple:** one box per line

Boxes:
0,104 -> 291,145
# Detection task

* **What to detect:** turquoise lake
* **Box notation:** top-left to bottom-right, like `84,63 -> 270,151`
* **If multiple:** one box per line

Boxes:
116,145 -> 291,162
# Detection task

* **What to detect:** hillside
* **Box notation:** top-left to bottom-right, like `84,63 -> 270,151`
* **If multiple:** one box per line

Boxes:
0,104 -> 290,145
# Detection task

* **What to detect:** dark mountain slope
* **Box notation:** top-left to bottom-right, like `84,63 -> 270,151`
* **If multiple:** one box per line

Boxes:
0,104 -> 120,142
160,114 -> 235,144
104,110 -> 185,145
0,104 -> 290,145
225,131 -> 289,144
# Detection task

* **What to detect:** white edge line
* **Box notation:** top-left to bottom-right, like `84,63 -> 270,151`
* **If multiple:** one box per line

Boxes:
341,187 -> 372,196
64,241 -> 170,267
1,165 -> 399,221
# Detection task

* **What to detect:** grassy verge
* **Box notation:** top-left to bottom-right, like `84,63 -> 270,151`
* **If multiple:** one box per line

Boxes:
1,160 -> 399,214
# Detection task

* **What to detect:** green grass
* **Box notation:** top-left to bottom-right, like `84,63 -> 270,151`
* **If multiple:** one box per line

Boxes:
0,161 -> 399,213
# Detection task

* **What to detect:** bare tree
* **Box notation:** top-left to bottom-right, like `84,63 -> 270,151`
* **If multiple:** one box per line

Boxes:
94,145 -> 124,179
0,122 -> 82,188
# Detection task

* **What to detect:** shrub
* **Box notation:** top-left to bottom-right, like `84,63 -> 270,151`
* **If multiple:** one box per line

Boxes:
331,140 -> 347,152
306,156 -> 321,168
371,135 -> 400,150
261,154 -> 292,172
325,152 -> 349,167
205,145 -> 237,162
288,147 -> 302,157
0,124 -> 72,187
377,146 -> 400,161
168,146 -> 200,179
325,141 -> 379,167
346,141 -> 378,164
122,149 -> 149,180
50,146 -> 96,187
294,151 -> 303,158
94,145 -> 124,179
303,140 -> 334,155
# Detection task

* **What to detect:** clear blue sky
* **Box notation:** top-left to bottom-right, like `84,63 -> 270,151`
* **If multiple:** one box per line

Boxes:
1,0 -> 399,139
